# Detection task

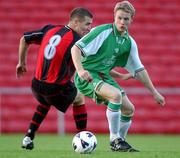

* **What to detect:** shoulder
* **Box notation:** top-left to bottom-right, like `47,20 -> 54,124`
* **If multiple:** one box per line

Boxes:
85,24 -> 113,39
42,24 -> 69,33
41,24 -> 56,31
95,23 -> 113,29
91,23 -> 113,33
129,35 -> 137,47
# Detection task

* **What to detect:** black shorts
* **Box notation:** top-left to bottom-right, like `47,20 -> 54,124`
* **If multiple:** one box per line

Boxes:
31,78 -> 77,113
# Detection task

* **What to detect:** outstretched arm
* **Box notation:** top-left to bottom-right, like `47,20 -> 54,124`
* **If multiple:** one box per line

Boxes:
71,45 -> 92,82
135,69 -> 165,106
16,36 -> 29,78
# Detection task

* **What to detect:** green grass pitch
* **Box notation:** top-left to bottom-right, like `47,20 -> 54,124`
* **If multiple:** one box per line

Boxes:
0,134 -> 180,158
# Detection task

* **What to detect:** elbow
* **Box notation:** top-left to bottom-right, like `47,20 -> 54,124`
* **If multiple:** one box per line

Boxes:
20,36 -> 28,48
20,36 -> 25,43
71,45 -> 76,55
135,69 -> 148,83
134,68 -> 146,77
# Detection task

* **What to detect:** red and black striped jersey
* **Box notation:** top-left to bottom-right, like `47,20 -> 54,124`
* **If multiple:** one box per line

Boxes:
24,24 -> 80,84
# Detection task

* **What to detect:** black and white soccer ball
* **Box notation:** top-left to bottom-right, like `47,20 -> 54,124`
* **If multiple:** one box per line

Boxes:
72,131 -> 97,154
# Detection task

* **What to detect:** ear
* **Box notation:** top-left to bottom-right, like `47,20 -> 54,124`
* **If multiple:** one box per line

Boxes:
73,17 -> 79,26
130,18 -> 133,23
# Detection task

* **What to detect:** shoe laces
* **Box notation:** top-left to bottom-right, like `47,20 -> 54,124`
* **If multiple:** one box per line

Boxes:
111,138 -> 132,150
120,139 -> 132,148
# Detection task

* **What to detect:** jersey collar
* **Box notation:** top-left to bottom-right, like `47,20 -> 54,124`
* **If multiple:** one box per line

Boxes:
65,25 -> 80,38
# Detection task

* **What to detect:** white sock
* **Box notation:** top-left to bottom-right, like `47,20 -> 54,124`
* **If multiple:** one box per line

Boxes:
119,120 -> 132,140
106,108 -> 120,141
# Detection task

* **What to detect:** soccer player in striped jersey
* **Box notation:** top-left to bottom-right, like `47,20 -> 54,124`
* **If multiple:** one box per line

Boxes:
16,7 -> 93,150
71,1 -> 165,152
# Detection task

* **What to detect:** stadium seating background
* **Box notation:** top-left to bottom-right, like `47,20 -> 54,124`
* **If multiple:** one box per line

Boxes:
0,0 -> 180,134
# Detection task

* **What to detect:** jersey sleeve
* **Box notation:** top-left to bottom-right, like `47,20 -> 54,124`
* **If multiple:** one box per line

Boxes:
75,25 -> 112,56
24,24 -> 55,45
124,36 -> 144,76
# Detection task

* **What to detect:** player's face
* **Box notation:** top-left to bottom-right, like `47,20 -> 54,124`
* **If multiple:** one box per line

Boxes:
76,16 -> 93,37
114,9 -> 132,34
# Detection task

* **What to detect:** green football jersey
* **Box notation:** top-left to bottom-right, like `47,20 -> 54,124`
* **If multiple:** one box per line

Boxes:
75,23 -> 144,76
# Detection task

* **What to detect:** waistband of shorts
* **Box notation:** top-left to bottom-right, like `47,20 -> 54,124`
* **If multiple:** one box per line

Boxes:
32,77 -> 70,88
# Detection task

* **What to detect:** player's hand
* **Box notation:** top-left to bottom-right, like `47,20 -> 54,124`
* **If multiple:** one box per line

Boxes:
77,69 -> 93,83
153,91 -> 165,106
16,63 -> 27,78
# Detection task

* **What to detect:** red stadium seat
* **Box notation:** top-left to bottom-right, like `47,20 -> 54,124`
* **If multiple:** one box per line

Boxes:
0,0 -> 180,134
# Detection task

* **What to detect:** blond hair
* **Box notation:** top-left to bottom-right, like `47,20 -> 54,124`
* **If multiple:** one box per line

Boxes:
114,1 -> 135,18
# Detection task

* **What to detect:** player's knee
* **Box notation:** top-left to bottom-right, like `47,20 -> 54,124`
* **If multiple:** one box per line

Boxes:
121,105 -> 135,116
109,91 -> 122,103
73,92 -> 85,105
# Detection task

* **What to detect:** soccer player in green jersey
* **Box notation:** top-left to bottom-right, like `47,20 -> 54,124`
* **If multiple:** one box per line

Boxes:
71,1 -> 165,152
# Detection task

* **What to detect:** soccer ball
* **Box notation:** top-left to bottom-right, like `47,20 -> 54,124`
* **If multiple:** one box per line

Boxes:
72,131 -> 97,154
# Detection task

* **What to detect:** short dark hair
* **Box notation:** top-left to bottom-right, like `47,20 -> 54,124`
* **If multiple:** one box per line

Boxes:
70,7 -> 93,21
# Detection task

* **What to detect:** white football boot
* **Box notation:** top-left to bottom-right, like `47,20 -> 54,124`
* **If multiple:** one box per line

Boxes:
22,136 -> 34,150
